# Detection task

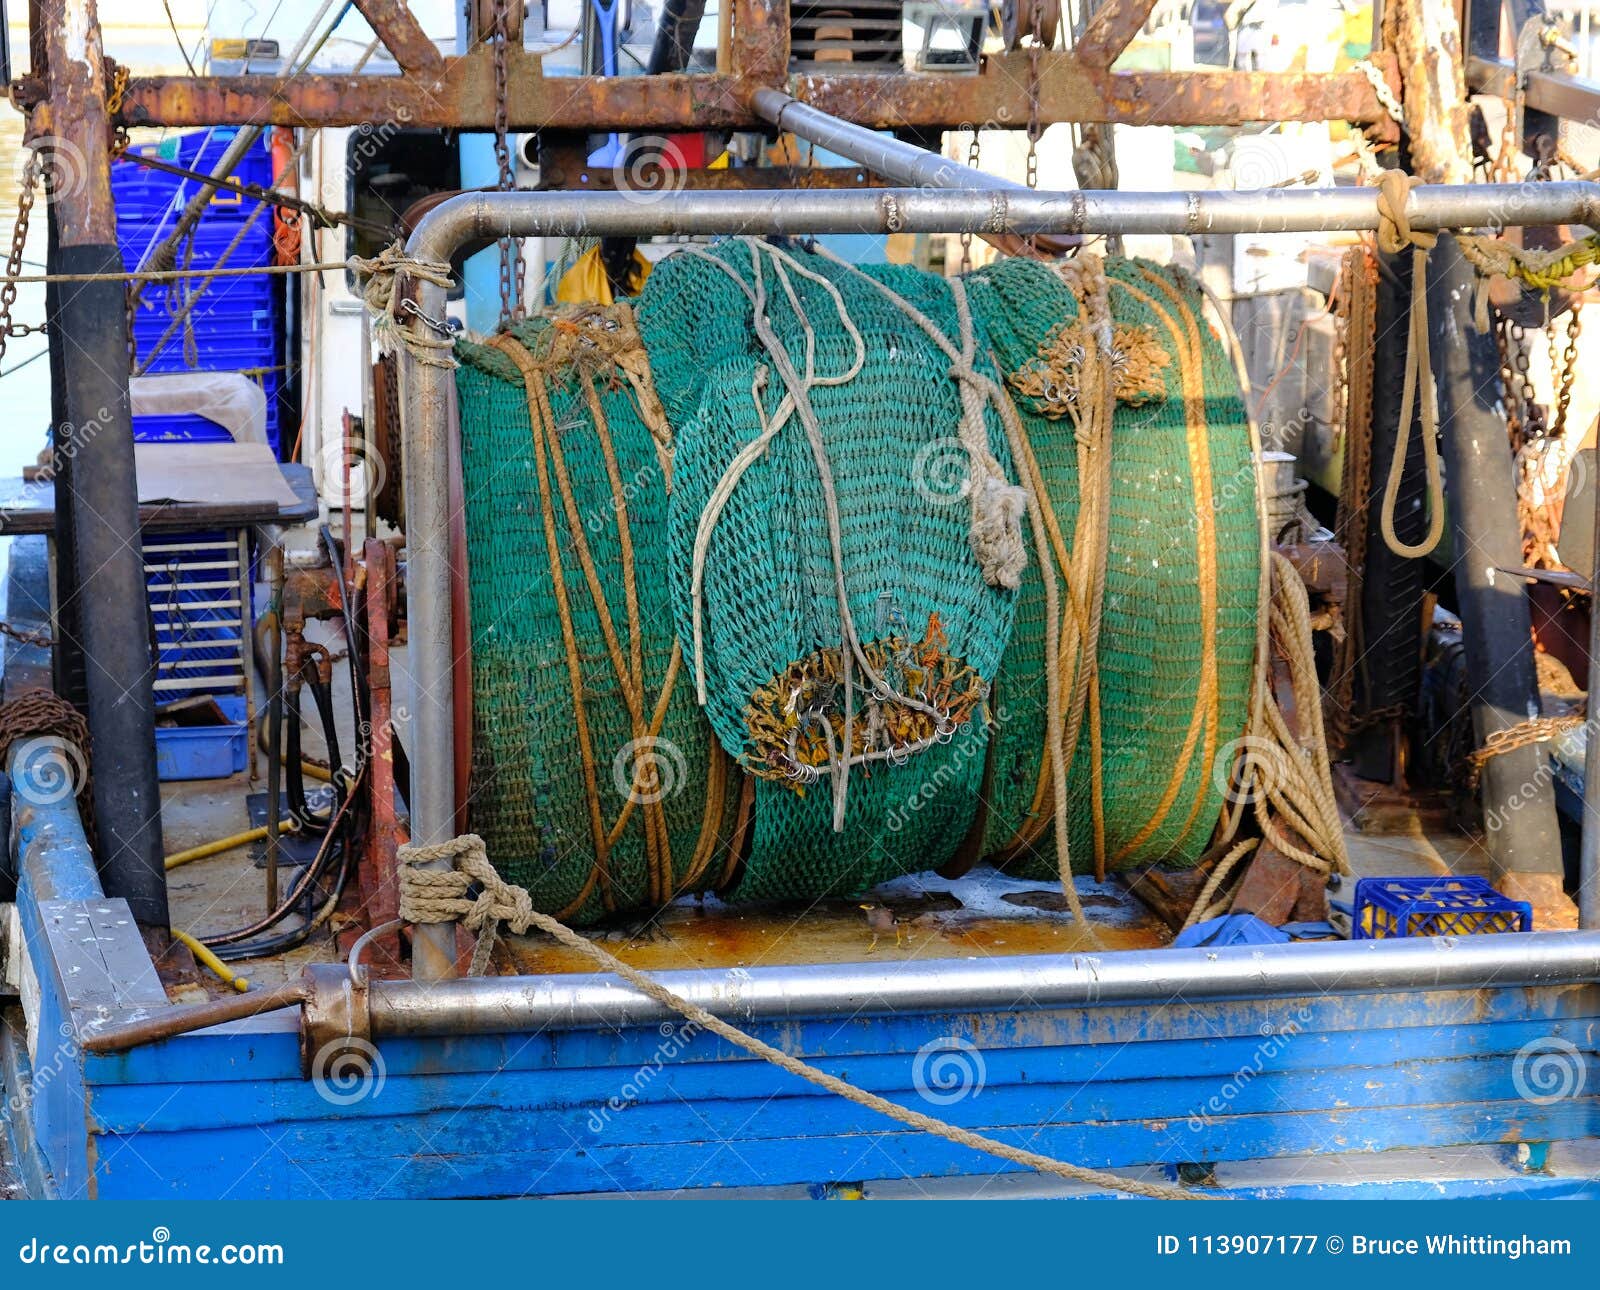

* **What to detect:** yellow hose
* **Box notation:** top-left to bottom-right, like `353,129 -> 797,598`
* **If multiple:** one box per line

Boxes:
171,928 -> 250,993
164,819 -> 300,871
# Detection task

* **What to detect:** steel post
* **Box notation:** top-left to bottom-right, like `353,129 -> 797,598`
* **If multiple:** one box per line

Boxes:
39,0 -> 167,927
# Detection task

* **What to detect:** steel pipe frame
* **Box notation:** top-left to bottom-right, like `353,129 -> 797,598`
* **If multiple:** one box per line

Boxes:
401,179 -> 1600,982
369,931 -> 1600,1036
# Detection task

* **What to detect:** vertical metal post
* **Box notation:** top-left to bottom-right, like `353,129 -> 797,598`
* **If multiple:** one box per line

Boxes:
1348,244 -> 1427,782
1580,473 -> 1600,929
399,273 -> 458,982
38,0 -> 168,927
1427,233 -> 1568,908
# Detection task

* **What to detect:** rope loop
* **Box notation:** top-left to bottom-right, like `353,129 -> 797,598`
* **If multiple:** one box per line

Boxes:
1373,172 -> 1446,560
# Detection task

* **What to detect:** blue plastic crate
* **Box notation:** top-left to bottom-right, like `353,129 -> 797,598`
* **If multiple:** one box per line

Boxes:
145,529 -> 250,703
155,694 -> 249,782
112,128 -> 276,226
1353,875 -> 1533,939
114,128 -> 284,455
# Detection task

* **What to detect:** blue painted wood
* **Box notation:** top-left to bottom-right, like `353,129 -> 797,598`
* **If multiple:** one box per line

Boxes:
83,1099 -> 1599,1199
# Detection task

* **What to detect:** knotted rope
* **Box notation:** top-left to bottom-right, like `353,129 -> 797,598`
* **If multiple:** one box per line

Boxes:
396,833 -> 1209,1201
1374,171 -> 1446,560
349,243 -> 458,369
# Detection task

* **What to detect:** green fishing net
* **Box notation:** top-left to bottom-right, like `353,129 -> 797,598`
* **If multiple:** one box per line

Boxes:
965,256 -> 1261,876
454,312 -> 742,926
638,239 -> 1021,902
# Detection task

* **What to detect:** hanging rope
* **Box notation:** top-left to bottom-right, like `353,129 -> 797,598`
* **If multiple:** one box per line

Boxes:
396,833 -> 1210,1201
1374,170 -> 1446,560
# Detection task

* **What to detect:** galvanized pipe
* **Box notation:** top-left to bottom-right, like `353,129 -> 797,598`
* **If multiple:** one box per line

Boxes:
367,931 -> 1600,1036
746,87 -> 1020,191
400,180 -> 1600,982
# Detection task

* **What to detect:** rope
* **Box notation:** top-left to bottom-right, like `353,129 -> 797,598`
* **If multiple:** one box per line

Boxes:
1374,171 -> 1446,560
0,687 -> 95,851
350,243 -> 458,370
0,261 -> 348,287
396,834 -> 1210,1201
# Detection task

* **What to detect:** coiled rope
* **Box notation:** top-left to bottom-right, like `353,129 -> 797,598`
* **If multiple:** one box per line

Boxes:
396,833 -> 1209,1201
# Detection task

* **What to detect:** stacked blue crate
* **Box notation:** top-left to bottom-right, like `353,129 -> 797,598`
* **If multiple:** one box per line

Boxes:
113,128 -> 284,454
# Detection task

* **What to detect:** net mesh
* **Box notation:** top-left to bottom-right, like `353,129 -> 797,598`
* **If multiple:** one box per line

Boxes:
638,240 -> 1020,901
967,256 -> 1260,875
454,309 -> 743,926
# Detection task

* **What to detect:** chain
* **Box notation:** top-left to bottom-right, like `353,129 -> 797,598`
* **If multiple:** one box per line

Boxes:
0,150 -> 44,366
1462,712 -> 1584,790
959,130 -> 981,273
492,0 -> 523,327
1352,59 -> 1405,129
0,620 -> 54,648
1025,33 -> 1042,191
1551,294 -> 1582,439
105,64 -> 131,159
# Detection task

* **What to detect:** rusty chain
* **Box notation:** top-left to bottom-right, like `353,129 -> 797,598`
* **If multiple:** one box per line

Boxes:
1550,294 -> 1582,439
0,149 -> 45,367
1462,712 -> 1585,791
1025,31 -> 1041,191
492,0 -> 523,327
958,129 -> 980,272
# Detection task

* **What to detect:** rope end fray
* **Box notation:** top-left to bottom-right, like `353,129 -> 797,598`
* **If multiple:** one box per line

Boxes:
350,242 -> 459,370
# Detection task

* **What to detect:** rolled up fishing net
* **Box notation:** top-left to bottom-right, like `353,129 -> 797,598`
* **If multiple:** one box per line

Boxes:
639,239 -> 1024,901
454,305 -> 748,926
966,255 -> 1262,878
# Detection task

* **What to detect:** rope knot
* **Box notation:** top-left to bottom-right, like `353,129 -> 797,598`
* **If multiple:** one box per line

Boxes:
349,241 -> 458,370
1375,171 -> 1436,256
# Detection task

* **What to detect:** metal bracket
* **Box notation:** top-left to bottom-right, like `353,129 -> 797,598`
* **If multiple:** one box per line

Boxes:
299,962 -> 372,1079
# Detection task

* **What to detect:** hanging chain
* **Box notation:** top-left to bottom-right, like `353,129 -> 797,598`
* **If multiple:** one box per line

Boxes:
492,0 -> 523,327
0,150 -> 45,366
1551,294 -> 1582,439
958,129 -> 981,273
1025,26 -> 1042,191
105,64 -> 132,160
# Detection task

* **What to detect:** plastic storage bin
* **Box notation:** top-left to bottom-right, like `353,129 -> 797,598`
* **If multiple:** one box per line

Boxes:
155,694 -> 250,782
113,128 -> 284,452
1353,875 -> 1533,939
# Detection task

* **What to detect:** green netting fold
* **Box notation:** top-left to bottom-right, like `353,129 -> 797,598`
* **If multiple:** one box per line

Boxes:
638,241 -> 1021,901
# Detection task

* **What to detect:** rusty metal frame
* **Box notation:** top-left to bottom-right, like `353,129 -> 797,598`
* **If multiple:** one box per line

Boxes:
16,0 -> 1400,138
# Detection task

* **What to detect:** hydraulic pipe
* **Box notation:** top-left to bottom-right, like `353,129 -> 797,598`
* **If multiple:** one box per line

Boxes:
365,931 -> 1600,1037
399,180 -> 1600,981
746,87 -> 1020,191
74,930 -> 1600,1054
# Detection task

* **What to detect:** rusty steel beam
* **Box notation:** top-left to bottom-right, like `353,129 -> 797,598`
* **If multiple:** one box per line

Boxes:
1073,0 -> 1161,67
97,56 -> 1396,131
730,0 -> 789,88
351,0 -> 444,73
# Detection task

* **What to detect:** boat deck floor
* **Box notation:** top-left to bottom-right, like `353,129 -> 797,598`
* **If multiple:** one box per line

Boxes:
158,758 -> 1500,993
